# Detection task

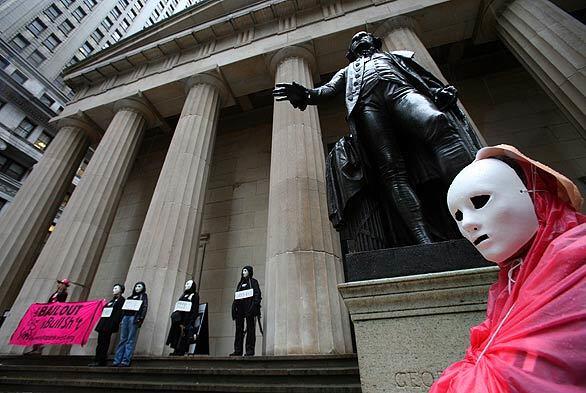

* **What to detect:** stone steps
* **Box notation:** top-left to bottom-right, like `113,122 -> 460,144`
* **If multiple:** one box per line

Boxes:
0,355 -> 361,392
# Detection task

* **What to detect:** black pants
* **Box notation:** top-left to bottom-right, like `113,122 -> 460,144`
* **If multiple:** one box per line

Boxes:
95,331 -> 112,365
355,88 -> 471,243
234,315 -> 256,355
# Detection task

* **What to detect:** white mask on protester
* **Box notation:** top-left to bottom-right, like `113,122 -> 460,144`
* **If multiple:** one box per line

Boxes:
113,285 -> 122,296
185,280 -> 194,291
242,269 -> 249,278
447,158 -> 538,263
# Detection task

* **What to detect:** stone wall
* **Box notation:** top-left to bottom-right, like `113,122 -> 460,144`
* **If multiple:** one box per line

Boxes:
198,122 -> 271,356
454,66 -> 586,197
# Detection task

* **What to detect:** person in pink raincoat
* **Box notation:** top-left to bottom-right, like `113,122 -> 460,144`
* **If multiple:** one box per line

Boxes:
432,145 -> 586,393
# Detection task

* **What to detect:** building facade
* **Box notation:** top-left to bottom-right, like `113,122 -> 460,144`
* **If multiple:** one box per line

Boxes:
0,0 -> 584,360
0,0 -> 200,214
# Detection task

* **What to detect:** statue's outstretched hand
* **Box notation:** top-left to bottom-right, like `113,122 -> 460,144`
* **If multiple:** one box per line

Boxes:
273,82 -> 309,111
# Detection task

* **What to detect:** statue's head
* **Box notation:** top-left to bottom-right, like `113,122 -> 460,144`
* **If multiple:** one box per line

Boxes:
447,158 -> 538,264
346,31 -> 382,62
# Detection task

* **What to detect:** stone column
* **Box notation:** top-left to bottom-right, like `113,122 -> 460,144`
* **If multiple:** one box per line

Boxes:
497,0 -> 586,134
0,123 -> 90,315
124,74 -> 227,356
375,16 -> 486,149
0,98 -> 154,354
264,46 -> 352,355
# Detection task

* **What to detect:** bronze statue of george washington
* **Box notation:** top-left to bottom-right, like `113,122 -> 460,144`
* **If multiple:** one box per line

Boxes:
273,31 -> 481,245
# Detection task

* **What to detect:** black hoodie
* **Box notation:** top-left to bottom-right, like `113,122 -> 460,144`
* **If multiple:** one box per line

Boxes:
95,284 -> 125,333
232,266 -> 261,319
123,281 -> 148,323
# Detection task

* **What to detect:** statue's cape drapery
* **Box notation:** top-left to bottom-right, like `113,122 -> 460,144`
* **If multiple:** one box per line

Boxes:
326,136 -> 365,228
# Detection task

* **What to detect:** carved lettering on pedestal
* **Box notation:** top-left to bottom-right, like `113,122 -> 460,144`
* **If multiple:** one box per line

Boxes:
394,370 -> 444,389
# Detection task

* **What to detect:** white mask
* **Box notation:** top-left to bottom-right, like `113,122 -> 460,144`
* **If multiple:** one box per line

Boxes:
242,269 -> 249,278
185,280 -> 194,291
134,283 -> 144,293
447,158 -> 539,263
112,285 -> 122,295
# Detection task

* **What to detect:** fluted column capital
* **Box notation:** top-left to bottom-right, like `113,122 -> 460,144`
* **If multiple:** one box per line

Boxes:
114,97 -> 157,128
58,112 -> 102,146
184,72 -> 230,105
374,15 -> 421,38
268,44 -> 317,77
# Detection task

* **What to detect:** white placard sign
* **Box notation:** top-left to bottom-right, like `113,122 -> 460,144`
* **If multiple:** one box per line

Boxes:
101,307 -> 113,318
122,299 -> 143,311
234,289 -> 253,300
174,300 -> 192,312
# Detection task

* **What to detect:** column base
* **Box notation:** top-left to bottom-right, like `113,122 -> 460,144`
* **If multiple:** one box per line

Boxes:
339,266 -> 499,393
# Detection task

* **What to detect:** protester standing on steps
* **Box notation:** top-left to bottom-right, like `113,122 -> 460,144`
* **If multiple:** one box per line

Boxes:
90,283 -> 125,366
24,278 -> 70,355
230,266 -> 261,357
166,279 -> 199,356
113,281 -> 148,367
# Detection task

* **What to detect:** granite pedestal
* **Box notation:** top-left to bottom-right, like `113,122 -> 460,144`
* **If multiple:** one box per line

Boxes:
338,241 -> 498,393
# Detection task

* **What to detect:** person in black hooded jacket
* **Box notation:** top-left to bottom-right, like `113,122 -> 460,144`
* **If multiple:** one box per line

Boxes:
89,283 -> 125,366
166,279 -> 199,356
113,281 -> 148,367
230,265 -> 261,356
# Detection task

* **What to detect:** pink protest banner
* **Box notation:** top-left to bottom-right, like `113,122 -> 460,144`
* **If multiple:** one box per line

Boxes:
9,299 -> 106,346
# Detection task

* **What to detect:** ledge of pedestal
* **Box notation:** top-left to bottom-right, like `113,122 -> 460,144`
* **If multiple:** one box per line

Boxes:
343,238 -> 491,282
338,266 -> 499,393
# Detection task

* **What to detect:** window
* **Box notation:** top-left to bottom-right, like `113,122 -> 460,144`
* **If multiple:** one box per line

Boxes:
34,132 -> 53,151
11,70 -> 27,84
28,18 -> 47,36
110,6 -> 121,19
40,93 -> 55,107
79,41 -> 94,57
44,4 -> 62,19
6,162 -> 27,180
129,8 -> 137,18
60,0 -> 74,7
153,9 -> 160,18
11,34 -> 29,50
101,16 -> 113,30
111,30 -> 121,41
1,157 -> 27,180
91,29 -> 104,43
28,50 -> 46,66
59,19 -> 74,35
43,34 -> 61,51
120,18 -> 129,30
84,0 -> 97,9
73,6 -> 86,22
118,0 -> 129,8
0,56 -> 8,69
15,118 -> 35,138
